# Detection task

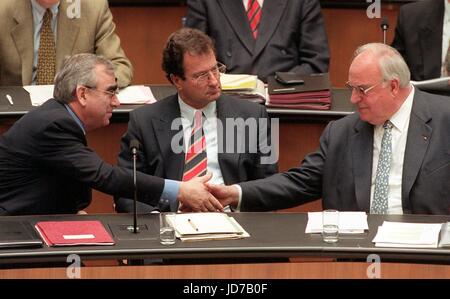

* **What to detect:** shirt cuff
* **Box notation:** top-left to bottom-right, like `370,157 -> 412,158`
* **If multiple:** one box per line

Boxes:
234,184 -> 243,212
161,179 -> 180,211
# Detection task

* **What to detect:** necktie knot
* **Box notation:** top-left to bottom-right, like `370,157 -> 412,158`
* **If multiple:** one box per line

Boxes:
43,9 -> 53,24
383,120 -> 393,130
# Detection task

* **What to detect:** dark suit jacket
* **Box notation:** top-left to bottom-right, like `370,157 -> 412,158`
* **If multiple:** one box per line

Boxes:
115,94 -> 278,213
0,99 -> 164,216
239,90 -> 450,215
185,0 -> 329,82
392,0 -> 444,81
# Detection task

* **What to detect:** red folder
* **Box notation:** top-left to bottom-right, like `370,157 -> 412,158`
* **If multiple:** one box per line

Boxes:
35,220 -> 115,246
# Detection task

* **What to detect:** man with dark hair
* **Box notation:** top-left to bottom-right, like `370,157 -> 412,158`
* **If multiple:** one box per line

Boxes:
0,53 -> 222,215
115,28 -> 278,213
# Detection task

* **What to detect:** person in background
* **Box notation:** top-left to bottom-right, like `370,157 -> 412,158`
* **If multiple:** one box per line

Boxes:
0,0 -> 133,88
392,0 -> 450,81
0,53 -> 222,215
209,43 -> 450,215
185,0 -> 329,82
115,28 -> 278,213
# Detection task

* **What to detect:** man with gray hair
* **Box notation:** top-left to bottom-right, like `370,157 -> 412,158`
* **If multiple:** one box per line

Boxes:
0,53 -> 223,215
210,43 -> 450,215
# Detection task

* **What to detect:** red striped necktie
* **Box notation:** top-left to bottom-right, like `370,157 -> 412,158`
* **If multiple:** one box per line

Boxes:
182,110 -> 207,181
247,0 -> 262,39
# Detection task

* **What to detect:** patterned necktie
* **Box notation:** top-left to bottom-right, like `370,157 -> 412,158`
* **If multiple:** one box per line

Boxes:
36,9 -> 56,85
182,110 -> 207,181
247,0 -> 262,39
371,121 -> 394,214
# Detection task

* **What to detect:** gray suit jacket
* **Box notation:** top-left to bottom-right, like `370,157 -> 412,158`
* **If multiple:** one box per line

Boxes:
115,94 -> 278,213
0,0 -> 133,87
185,0 -> 329,82
392,0 -> 444,81
240,89 -> 450,215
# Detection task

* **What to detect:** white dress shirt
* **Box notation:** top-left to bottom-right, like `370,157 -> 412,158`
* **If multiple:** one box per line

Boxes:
370,86 -> 415,214
441,0 -> 450,76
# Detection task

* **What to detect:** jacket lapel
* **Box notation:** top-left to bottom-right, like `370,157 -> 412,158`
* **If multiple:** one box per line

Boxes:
11,1 -> 34,85
351,119 -> 374,212
216,96 -> 240,185
55,0 -> 80,71
419,1 -> 443,79
153,96 -> 185,180
218,0 -> 255,55
401,91 -> 432,213
254,0 -> 288,58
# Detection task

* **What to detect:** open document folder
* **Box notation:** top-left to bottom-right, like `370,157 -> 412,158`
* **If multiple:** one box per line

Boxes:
305,211 -> 369,234
372,221 -> 442,248
24,85 -> 156,106
167,213 -> 250,242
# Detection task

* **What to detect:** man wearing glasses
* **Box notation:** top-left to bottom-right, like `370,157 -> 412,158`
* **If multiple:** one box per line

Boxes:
0,53 -> 223,215
115,28 -> 278,213
210,43 -> 450,215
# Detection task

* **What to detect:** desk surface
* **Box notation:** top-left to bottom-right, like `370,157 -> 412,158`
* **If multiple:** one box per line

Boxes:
0,85 -> 355,118
0,212 -> 449,266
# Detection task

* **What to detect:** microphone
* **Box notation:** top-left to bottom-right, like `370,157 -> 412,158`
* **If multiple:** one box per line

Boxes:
380,17 -> 389,44
128,139 -> 140,234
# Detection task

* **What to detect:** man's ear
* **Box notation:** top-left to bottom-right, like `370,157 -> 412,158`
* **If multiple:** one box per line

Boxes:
75,85 -> 88,107
389,79 -> 400,97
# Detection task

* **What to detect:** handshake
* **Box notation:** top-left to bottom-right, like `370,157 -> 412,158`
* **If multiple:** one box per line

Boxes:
177,172 -> 239,212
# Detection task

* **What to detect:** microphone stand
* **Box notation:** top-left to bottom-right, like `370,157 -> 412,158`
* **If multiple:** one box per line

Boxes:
381,17 -> 389,44
132,146 -> 138,233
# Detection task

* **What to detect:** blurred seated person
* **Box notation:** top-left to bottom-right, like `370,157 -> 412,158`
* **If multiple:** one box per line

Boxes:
0,0 -> 133,87
392,0 -> 450,81
185,0 -> 329,82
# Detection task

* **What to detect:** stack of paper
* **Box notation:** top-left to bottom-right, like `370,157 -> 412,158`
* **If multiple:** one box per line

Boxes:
117,85 -> 156,104
168,212 -> 250,242
220,73 -> 266,104
372,221 -> 442,248
24,85 -> 54,106
305,211 -> 369,234
24,85 -> 157,106
35,220 -> 115,246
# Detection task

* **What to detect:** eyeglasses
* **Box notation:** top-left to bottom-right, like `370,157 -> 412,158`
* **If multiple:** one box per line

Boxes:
345,81 -> 384,96
190,62 -> 226,85
85,86 -> 119,99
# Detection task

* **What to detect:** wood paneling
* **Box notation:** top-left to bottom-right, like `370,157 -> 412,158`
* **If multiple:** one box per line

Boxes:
1,262 -> 449,279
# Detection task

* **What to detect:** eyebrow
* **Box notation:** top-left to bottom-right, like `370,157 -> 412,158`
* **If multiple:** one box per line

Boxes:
192,64 -> 217,76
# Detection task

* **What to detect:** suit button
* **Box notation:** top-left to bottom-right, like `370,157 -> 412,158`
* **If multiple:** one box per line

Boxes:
226,51 -> 232,57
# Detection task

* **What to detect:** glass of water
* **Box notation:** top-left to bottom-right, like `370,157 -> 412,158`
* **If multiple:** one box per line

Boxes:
159,212 -> 176,245
322,209 -> 339,243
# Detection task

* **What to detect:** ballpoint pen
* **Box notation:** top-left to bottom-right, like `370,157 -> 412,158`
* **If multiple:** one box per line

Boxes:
188,218 -> 199,231
273,87 -> 296,92
6,94 -> 14,106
